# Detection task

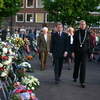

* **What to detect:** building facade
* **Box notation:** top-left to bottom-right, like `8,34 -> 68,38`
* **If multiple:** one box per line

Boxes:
12,0 -> 57,29
11,0 -> 100,34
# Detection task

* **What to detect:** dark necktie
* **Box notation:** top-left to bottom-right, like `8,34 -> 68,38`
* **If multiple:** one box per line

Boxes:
58,32 -> 60,37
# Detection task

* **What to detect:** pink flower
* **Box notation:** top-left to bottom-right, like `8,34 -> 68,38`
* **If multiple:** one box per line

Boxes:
15,89 -> 21,93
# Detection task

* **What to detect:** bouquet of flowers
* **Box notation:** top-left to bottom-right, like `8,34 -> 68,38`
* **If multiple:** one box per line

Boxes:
0,42 -> 17,81
0,64 -> 8,81
25,55 -> 33,60
24,38 -> 30,46
21,75 -> 40,91
16,68 -> 27,79
15,37 -> 25,47
8,82 -> 38,100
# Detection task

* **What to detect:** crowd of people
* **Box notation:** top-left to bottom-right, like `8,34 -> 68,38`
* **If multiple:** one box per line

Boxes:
1,20 -> 100,89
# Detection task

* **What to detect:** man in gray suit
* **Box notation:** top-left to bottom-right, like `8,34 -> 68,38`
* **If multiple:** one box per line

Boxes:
37,27 -> 51,71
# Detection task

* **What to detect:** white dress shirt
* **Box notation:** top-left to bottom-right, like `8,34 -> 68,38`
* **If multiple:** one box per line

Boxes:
44,34 -> 47,42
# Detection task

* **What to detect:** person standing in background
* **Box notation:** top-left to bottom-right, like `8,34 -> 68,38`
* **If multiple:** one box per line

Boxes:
72,20 -> 93,88
50,24 -> 69,84
37,27 -> 51,71
67,27 -> 74,70
19,26 -> 26,39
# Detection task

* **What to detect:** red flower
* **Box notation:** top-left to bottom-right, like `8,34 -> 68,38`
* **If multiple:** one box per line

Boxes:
0,67 -> 4,71
7,51 -> 10,54
4,45 -> 8,48
27,90 -> 33,94
20,90 -> 27,93
15,89 -> 21,93
2,56 -> 8,60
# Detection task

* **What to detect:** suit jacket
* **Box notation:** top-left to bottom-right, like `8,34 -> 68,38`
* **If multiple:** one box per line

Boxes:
50,32 -> 69,57
37,33 -> 51,52
73,29 -> 93,54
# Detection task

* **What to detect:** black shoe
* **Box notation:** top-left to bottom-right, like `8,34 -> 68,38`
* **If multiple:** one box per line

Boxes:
73,78 -> 77,82
40,68 -> 43,71
55,80 -> 59,84
68,67 -> 71,70
81,83 -> 85,88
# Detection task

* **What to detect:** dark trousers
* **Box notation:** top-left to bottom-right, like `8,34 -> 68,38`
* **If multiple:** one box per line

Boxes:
73,51 -> 87,83
54,57 -> 64,81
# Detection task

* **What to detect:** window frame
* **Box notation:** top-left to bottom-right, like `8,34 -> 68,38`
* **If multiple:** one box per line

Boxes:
25,13 -> 34,22
35,13 -> 44,23
26,0 -> 34,8
45,13 -> 54,23
36,0 -> 43,8
16,13 -> 24,22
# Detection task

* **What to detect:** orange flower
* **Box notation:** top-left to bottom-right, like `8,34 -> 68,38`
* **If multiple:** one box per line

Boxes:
25,55 -> 33,60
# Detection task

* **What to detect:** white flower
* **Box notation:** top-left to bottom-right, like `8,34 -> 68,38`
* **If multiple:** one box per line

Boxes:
1,42 -> 6,45
3,48 -> 8,53
18,62 -> 31,68
31,87 -> 35,90
1,72 -> 7,77
9,49 -> 13,55
3,61 -> 11,65
0,63 -> 3,67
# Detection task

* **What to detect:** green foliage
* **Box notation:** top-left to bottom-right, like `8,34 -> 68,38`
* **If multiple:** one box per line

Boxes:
42,0 -> 100,27
0,0 -> 4,11
0,0 -> 23,17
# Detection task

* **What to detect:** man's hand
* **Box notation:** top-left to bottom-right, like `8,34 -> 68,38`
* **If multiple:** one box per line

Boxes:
63,52 -> 68,57
72,52 -> 75,58
90,54 -> 93,59
50,53 -> 53,58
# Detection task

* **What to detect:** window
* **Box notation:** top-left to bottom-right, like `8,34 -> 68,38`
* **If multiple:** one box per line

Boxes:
36,0 -> 43,8
36,13 -> 44,23
16,13 -> 24,22
45,13 -> 53,23
26,0 -> 34,8
26,13 -> 33,22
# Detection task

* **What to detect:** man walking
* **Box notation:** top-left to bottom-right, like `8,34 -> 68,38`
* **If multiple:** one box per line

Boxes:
72,20 -> 93,88
50,24 -> 69,84
37,27 -> 51,71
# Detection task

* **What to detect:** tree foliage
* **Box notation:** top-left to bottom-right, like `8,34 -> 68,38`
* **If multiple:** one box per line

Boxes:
42,0 -> 100,27
0,0 -> 4,11
0,0 -> 23,17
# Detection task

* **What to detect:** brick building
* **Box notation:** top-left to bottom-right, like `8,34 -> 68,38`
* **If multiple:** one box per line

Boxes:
11,0 -> 57,30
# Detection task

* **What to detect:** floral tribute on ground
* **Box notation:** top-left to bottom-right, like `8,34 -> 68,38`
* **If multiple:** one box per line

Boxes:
0,37 -> 39,100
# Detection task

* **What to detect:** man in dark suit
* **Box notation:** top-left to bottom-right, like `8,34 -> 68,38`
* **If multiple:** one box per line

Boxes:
72,20 -> 93,88
50,24 -> 69,84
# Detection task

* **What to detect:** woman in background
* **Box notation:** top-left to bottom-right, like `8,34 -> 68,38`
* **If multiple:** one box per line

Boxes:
67,27 -> 74,70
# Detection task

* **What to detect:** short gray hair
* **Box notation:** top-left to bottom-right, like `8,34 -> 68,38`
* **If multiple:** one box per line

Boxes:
42,27 -> 48,31
79,20 -> 86,25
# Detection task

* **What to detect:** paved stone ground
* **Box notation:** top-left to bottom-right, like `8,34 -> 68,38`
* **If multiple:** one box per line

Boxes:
0,54 -> 100,100
29,54 -> 100,100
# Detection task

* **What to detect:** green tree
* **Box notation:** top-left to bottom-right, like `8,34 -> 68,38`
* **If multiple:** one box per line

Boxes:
0,0 -> 23,17
42,0 -> 100,27
0,0 -> 4,11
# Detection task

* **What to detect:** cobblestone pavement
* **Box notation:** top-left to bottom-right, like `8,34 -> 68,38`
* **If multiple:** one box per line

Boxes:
30,54 -> 100,100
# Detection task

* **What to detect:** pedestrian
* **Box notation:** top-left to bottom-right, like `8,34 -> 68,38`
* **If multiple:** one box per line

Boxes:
50,23 -> 69,84
19,26 -> 26,39
67,27 -> 74,70
72,20 -> 93,88
28,29 -> 36,52
37,27 -> 51,71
